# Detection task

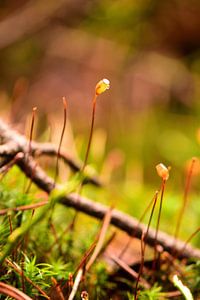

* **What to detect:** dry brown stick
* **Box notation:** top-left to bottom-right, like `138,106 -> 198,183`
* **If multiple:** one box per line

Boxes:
0,200 -> 48,216
15,154 -> 200,259
0,156 -> 14,168
0,141 -> 20,156
0,119 -> 81,170
0,118 -> 101,186
0,281 -> 33,300
31,142 -> 102,186
32,143 -> 81,173
0,152 -> 24,177
110,254 -> 150,289
0,119 -> 200,259
51,277 -> 65,300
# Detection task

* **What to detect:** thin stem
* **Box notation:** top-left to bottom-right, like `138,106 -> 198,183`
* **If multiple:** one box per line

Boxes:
119,190 -> 159,259
25,107 -> 37,193
110,254 -> 150,288
81,94 -> 97,175
153,179 -> 166,267
54,97 -> 67,186
174,158 -> 196,240
180,226 -> 200,255
28,107 -> 37,156
134,232 -> 145,300
70,94 -> 97,230
0,200 -> 48,216
21,255 -> 25,293
51,277 -> 65,300
7,214 -> 13,234
134,191 -> 158,299
50,223 -> 63,256
0,282 -> 32,300
0,153 -> 24,180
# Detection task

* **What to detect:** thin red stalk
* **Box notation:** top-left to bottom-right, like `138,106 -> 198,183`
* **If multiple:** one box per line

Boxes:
54,97 -> 67,186
25,107 -> 37,193
0,282 -> 32,300
70,94 -> 97,230
180,226 -> 200,255
134,232 -> 145,300
51,277 -> 65,300
110,255 -> 150,288
153,179 -> 166,268
50,223 -> 63,256
25,165 -> 37,194
134,192 -> 158,299
0,200 -> 48,216
31,209 -> 35,218
8,214 -> 13,233
119,190 -> 159,259
47,222 -> 73,253
28,107 -> 37,155
174,158 -> 196,240
73,241 -> 97,277
81,94 -> 97,175
21,255 -> 26,293
0,153 -> 24,180
67,273 -> 73,296
23,207 -> 36,252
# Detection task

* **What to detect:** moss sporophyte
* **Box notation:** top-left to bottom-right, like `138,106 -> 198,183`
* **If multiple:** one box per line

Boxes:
156,163 -> 170,181
81,78 -> 110,174
95,78 -> 110,96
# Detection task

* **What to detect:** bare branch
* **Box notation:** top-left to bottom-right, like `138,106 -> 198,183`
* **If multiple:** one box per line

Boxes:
31,142 -> 102,187
0,282 -> 33,300
0,118 -> 200,259
14,153 -> 200,259
0,118 -> 101,186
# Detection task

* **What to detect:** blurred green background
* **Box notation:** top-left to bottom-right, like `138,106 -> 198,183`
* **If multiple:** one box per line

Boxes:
0,0 -> 200,245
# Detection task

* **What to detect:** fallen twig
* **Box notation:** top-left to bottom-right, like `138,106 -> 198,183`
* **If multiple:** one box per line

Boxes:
0,118 -> 200,259
0,118 -> 101,186
110,254 -> 150,289
0,281 -> 33,300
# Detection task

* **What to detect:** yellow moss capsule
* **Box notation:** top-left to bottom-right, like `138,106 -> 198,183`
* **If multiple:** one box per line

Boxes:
95,78 -> 110,95
156,163 -> 169,181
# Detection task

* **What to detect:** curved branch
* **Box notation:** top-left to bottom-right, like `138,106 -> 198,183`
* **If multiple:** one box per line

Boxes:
31,142 -> 102,187
0,118 -> 200,259
16,155 -> 200,259
0,118 -> 101,186
0,282 -> 32,300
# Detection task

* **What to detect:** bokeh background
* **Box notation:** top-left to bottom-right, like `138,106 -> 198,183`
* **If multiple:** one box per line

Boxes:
0,0 -> 200,244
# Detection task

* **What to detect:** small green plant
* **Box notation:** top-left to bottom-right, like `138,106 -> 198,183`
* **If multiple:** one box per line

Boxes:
128,284 -> 163,300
